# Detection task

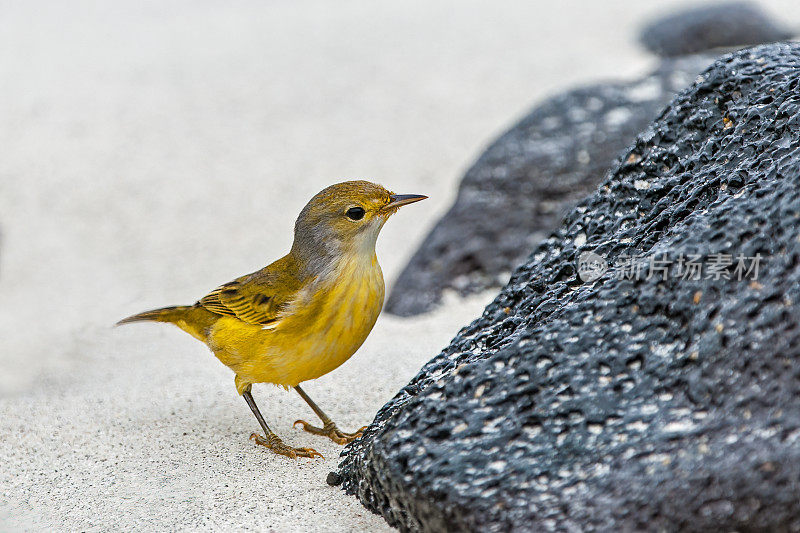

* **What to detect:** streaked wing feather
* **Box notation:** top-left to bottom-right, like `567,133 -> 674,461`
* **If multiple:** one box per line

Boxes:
198,282 -> 239,317
197,257 -> 302,326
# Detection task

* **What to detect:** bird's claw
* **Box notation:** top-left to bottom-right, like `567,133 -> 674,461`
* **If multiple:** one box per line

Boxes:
293,419 -> 367,445
250,432 -> 323,459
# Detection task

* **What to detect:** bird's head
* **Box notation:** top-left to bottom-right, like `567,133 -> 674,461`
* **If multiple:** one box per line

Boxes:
291,180 -> 426,269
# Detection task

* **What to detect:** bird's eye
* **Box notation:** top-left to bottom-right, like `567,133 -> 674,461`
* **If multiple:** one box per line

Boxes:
346,206 -> 365,220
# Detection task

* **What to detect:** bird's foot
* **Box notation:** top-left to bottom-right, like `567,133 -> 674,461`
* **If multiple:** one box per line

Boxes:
293,419 -> 367,445
249,432 -> 323,459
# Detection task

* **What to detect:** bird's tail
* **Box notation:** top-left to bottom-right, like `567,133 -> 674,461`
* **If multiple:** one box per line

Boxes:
116,305 -> 192,326
116,304 -> 217,343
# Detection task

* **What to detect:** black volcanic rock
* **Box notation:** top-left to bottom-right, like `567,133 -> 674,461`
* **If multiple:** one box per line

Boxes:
385,55 -> 714,317
339,43 -> 800,532
640,2 -> 793,58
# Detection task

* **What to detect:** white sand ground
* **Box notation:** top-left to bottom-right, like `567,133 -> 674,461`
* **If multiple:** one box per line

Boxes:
1,1 -> 797,531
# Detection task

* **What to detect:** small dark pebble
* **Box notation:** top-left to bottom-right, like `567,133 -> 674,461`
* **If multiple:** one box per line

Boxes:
326,471 -> 342,486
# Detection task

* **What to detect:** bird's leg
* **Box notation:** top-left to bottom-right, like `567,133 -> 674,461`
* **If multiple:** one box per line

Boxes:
242,388 -> 322,459
293,385 -> 367,445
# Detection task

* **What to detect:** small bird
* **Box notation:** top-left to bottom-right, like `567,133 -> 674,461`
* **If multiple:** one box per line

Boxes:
118,181 -> 426,458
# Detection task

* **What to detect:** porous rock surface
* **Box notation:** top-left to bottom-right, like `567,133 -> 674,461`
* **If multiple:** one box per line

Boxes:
640,2 -> 793,58
339,43 -> 800,532
385,55 -> 714,316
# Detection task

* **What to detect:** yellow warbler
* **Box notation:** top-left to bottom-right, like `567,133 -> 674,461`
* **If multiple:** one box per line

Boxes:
118,181 -> 426,458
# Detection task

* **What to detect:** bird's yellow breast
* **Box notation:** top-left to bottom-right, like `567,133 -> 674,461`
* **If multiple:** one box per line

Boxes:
206,254 -> 385,389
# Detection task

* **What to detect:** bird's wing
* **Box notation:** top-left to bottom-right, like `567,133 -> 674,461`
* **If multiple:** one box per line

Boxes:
197,255 -> 303,326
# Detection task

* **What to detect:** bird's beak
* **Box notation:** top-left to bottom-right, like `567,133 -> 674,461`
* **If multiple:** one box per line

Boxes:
383,194 -> 428,212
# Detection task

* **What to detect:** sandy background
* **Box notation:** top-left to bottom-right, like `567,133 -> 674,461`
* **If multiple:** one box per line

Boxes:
1,1 -> 797,531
